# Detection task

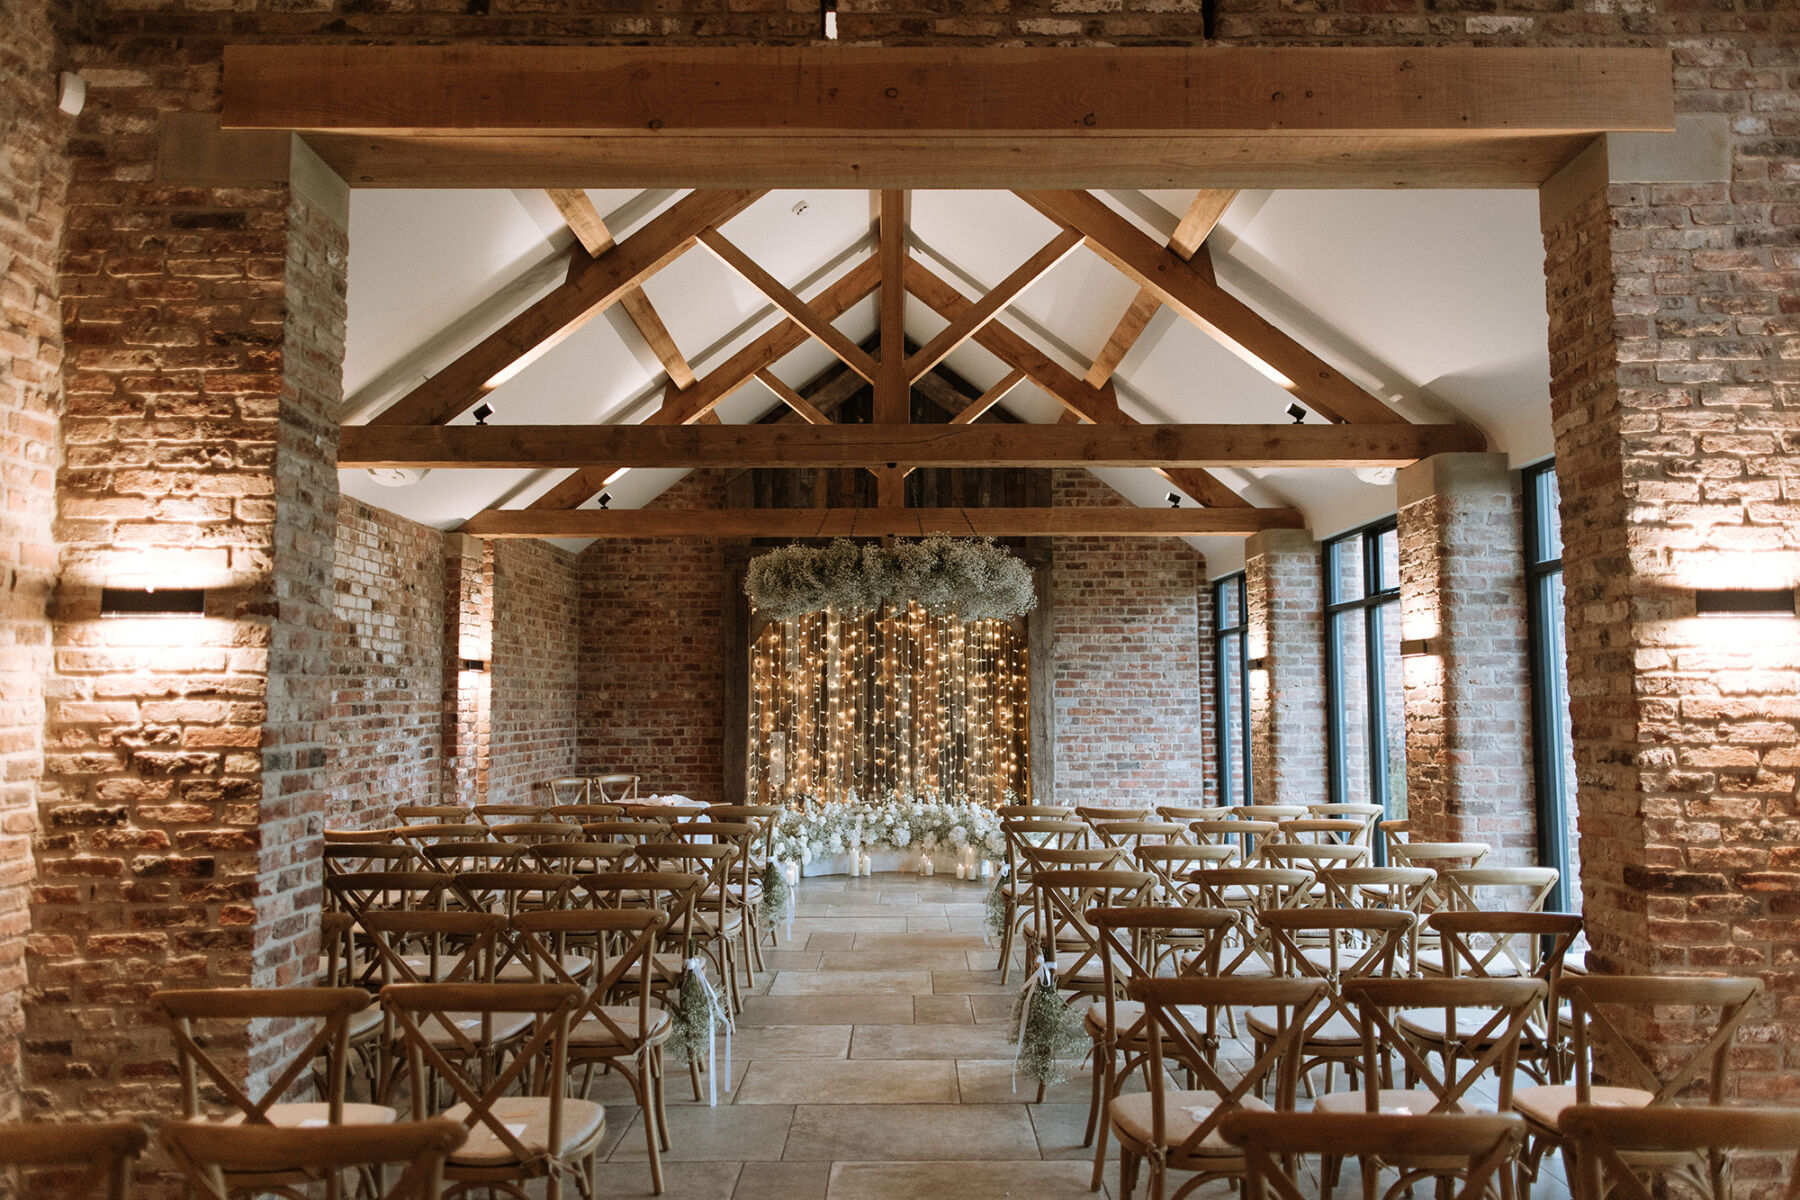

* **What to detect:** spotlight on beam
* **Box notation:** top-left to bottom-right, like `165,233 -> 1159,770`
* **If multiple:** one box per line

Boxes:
597,492 -> 612,509
1286,402 -> 1307,425
472,402 -> 494,426
1167,492 -> 1182,508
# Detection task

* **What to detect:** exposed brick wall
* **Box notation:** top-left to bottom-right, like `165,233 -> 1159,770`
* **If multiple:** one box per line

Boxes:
487,538 -> 581,805
0,0 -> 73,1123
1397,455 -> 1535,864
328,497 -> 445,827
1245,528 -> 1326,809
1049,470 -> 1209,809
442,537 -> 486,804
579,470 -> 733,803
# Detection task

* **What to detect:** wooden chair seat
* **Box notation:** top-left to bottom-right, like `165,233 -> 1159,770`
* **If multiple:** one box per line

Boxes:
1398,1006 -> 1549,1046
600,952 -> 699,981
496,953 -> 593,982
1109,1090 -> 1274,1153
348,1005 -> 385,1039
213,1102 -> 398,1129
1512,1083 -> 1652,1130
423,1011 -> 534,1047
1245,1006 -> 1359,1045
1082,999 -> 1212,1038
570,1008 -> 673,1049
441,1097 -> 606,1166
1312,1090 -> 1482,1117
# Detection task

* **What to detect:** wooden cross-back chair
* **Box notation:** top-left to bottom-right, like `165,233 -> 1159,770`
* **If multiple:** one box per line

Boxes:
576,870 -> 707,1022
1317,867 -> 1437,974
1134,844 -> 1235,906
1110,975 -> 1326,1200
530,839 -> 634,876
1320,977 -> 1547,1200
993,816 -> 1089,983
1409,911 -> 1583,1088
0,1121 -> 146,1200
552,804 -> 626,823
1025,868 -> 1155,1007
325,870 -> 450,923
1438,866 -> 1560,916
1084,906 -> 1237,1192
471,803 -> 552,825
417,841 -> 533,890
393,805 -> 472,825
594,773 -> 640,803
544,776 -> 591,805
1278,817 -> 1369,850
1306,801 -> 1385,843
155,987 -> 396,1198
580,819 -> 671,846
1192,817 -> 1281,866
384,982 -> 605,1200
161,1118 -> 466,1200
1090,820 -> 1190,856
392,823 -> 492,857
1511,975 -> 1762,1200
632,842 -> 744,1012
1560,1105 -> 1800,1200
701,805 -> 784,953
325,842 -> 416,878
1222,1112 -> 1525,1200
1250,908 -> 1414,1096
513,909 -> 675,1194
668,819 -> 765,981
1186,867 -> 1315,979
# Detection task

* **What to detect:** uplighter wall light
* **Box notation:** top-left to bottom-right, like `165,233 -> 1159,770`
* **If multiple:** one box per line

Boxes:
100,587 -> 205,619
1695,588 -> 1797,618
1400,637 -> 1439,658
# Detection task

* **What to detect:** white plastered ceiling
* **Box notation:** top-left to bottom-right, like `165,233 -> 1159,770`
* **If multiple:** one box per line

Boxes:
340,188 -> 1553,574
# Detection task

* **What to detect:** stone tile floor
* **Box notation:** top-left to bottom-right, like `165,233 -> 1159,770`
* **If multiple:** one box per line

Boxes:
580,873 -> 1575,1200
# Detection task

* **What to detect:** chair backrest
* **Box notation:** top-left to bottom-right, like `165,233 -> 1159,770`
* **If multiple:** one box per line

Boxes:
1305,802 -> 1384,843
392,823 -> 492,854
1559,1105 -> 1800,1200
1027,869 -> 1154,987
325,870 -> 450,921
324,842 -> 415,876
161,1118 -> 466,1200
1187,868 -> 1315,976
0,1121 -> 146,1200
1222,1112 -> 1523,1200
1438,866 -> 1559,913
580,819 -> 670,845
451,871 -> 577,932
1341,976 -> 1547,1113
1154,805 -> 1218,823
154,987 -> 372,1124
393,805 -> 472,824
1089,819 -> 1188,852
383,983 -> 583,1165
1001,817 -> 1088,880
1563,976 -> 1762,1107
471,803 -> 550,825
488,820 -> 581,845
1261,907 -> 1414,982
552,804 -> 626,822
1388,840 -> 1490,872
543,776 -> 591,805
1088,905 -> 1234,1047
418,840 -> 532,878
1074,805 -> 1151,824
1130,976 -> 1327,1157
512,909 -> 669,1049
529,839 -> 634,875
595,773 -> 640,802
1192,818 -> 1281,864
1257,842 -> 1367,874
1024,845 -> 1128,871
576,870 -> 704,958
1428,910 -> 1582,982
996,805 -> 1074,819
1133,844 -> 1235,901
1317,867 -> 1437,971
356,910 -> 508,984
1233,805 -> 1308,822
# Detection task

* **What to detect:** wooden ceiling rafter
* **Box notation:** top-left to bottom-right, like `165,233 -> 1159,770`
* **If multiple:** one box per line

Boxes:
371,188 -> 762,427
545,188 -> 696,389
1086,189 -> 1235,388
698,226 -> 880,383
459,505 -> 1309,540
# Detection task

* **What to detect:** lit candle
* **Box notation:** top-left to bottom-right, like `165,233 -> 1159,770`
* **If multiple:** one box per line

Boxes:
924,855 -> 935,877
955,863 -> 966,880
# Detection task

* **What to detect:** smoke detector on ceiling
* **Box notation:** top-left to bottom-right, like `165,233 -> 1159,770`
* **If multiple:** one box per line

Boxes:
366,467 -> 431,488
791,200 -> 810,217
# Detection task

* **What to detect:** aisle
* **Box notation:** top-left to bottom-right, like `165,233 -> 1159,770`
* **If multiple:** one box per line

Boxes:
586,872 -> 1109,1199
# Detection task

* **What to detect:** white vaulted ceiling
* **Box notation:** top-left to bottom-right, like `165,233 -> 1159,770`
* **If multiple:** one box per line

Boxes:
339,188 -> 1552,573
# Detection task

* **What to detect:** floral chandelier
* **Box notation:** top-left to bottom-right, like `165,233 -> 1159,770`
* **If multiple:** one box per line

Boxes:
744,536 -> 1038,622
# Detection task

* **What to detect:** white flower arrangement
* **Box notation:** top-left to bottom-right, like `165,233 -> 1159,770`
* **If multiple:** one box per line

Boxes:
744,536 -> 1037,622
769,790 -> 1009,867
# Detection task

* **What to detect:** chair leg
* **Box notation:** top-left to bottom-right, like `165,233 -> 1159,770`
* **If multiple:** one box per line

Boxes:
1089,1059 -> 1114,1193
997,902 -> 1017,983
638,1066 -> 665,1196
653,1048 -> 673,1152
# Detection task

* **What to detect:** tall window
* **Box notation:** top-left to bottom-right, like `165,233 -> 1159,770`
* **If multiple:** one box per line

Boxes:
1524,461 -> 1577,913
1325,520 -> 1406,821
1213,573 -> 1251,806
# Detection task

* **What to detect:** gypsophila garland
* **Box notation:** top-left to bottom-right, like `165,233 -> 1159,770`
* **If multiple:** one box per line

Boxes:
769,791 -> 1007,867
1011,972 -> 1091,1088
744,536 -> 1036,622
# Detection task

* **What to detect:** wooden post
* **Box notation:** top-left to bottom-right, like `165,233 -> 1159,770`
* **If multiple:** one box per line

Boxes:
1026,548 -> 1055,804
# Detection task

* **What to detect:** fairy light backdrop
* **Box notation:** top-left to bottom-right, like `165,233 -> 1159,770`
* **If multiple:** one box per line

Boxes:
749,603 -> 1030,806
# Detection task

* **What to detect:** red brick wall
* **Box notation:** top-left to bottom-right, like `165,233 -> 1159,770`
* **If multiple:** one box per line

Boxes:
1245,529 -> 1326,809
487,538 -> 582,804
329,498 -> 446,827
579,471 -> 733,803
0,0 -> 72,1122
1049,470 -> 1210,809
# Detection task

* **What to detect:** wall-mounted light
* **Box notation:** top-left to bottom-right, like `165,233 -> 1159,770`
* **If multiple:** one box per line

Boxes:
459,657 -> 490,672
101,586 -> 206,619
1400,637 -> 1439,658
1246,656 -> 1268,672
1695,588 -> 1797,618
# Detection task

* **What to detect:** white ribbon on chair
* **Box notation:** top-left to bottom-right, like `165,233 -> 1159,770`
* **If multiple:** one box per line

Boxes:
1011,951 -> 1056,1093
684,956 -> 733,1107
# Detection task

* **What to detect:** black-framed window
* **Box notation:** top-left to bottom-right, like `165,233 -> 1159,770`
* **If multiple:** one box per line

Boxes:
1213,573 -> 1251,806
1524,460 -> 1577,913
1325,519 -> 1406,825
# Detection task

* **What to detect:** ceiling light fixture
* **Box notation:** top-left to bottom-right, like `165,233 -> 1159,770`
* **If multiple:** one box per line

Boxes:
821,0 -> 838,39
1167,492 -> 1182,508
472,402 -> 494,426
1285,403 -> 1306,425
597,492 -> 612,509
1695,588 -> 1797,618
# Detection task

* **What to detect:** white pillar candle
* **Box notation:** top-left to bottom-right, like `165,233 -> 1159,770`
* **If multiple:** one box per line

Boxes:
954,863 -> 966,880
861,853 -> 872,876
925,856 -> 935,877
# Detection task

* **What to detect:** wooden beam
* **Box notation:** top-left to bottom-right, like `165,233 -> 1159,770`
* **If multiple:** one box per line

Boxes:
699,227 -> 879,383
529,254 -> 883,510
339,420 -> 1486,471
1017,189 -> 1405,425
904,258 -> 1247,509
905,228 -> 1082,384
372,189 -> 761,426
876,190 -> 909,424
546,188 -> 697,389
460,505 -> 1311,539
755,369 -> 832,425
951,369 -> 1027,424
1088,189 -> 1235,387
227,47 -> 1675,139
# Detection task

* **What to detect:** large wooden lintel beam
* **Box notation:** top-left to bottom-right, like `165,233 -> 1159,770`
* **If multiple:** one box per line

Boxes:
339,421 -> 1487,471
226,47 -> 1673,139
459,506 -> 1310,540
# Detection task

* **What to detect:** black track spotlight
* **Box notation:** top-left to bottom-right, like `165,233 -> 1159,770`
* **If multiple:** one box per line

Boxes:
1286,402 -> 1306,425
471,401 -> 494,426
597,492 -> 612,509
1167,492 -> 1182,508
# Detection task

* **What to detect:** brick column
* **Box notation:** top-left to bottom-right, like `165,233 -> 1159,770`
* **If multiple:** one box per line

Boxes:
32,88 -> 348,1130
442,534 -> 490,806
1245,529 -> 1325,808
1395,454 -> 1535,862
1542,123 -> 1798,1102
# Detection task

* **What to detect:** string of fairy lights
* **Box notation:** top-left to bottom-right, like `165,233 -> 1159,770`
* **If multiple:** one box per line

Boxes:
749,603 -> 1031,806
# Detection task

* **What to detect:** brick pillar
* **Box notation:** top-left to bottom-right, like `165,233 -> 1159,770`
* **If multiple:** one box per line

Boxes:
1396,453 -> 1535,862
1542,123 -> 1797,1103
1245,529 -> 1325,808
32,90 -> 348,1133
442,534 -> 490,806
